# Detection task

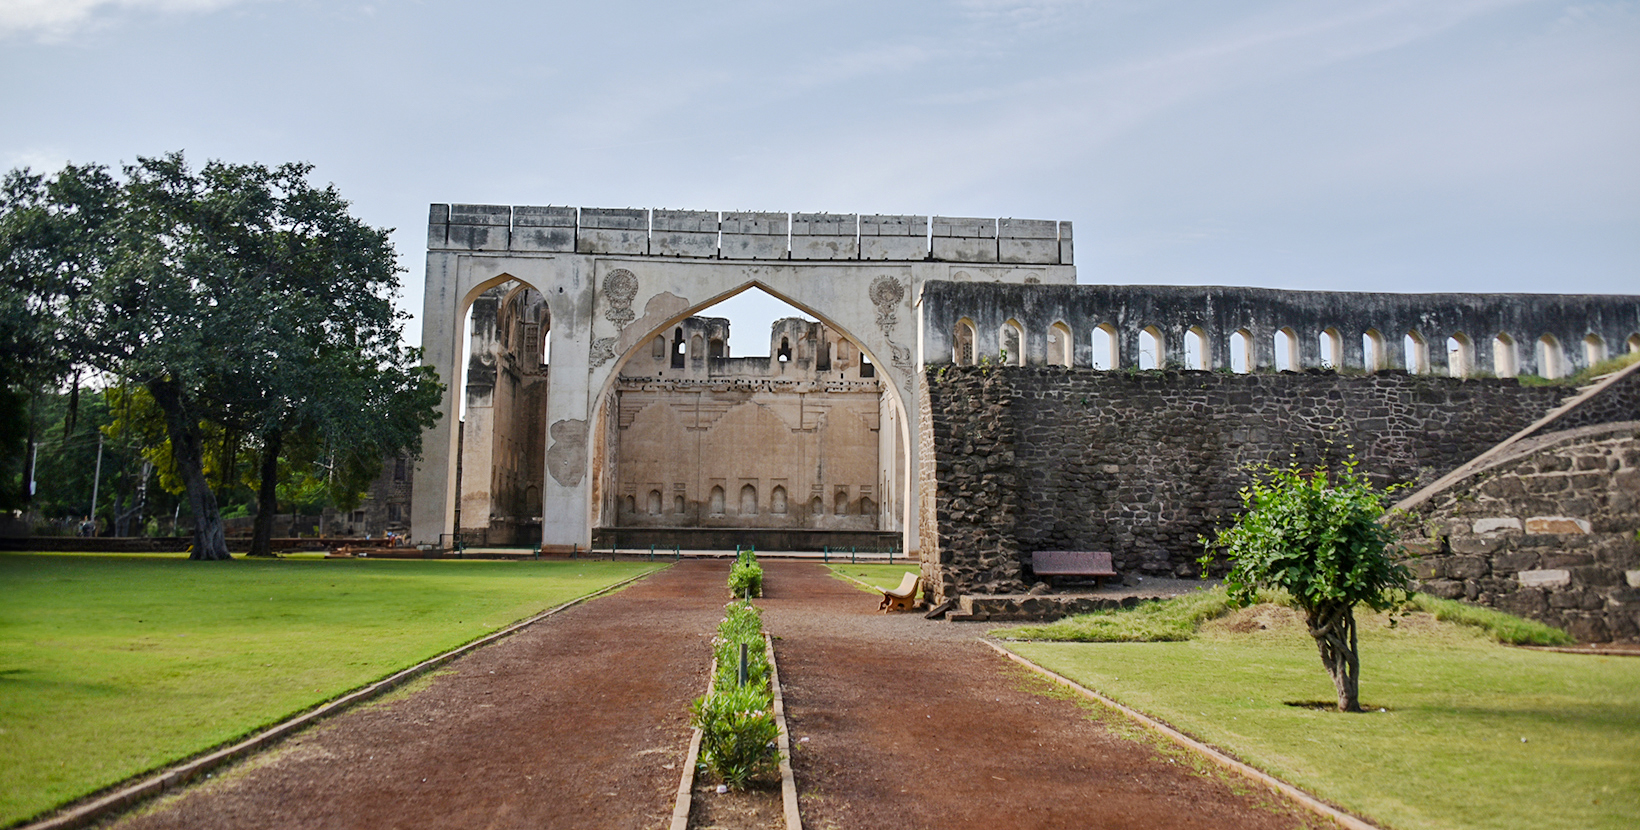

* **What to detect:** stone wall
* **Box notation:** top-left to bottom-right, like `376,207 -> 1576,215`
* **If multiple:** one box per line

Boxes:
918,366 -> 1571,602
1396,425 -> 1640,642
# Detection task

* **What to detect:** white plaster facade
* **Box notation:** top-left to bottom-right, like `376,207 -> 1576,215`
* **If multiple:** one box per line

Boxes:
412,205 -> 1074,555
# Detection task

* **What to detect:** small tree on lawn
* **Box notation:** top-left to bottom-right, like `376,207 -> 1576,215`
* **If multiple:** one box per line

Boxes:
1199,458 -> 1412,712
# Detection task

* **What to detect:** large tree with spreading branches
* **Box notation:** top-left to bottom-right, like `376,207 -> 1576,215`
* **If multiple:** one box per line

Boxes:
1199,458 -> 1413,712
0,154 -> 441,559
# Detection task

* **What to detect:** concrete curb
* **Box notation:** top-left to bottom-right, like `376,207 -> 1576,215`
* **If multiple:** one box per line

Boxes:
766,633 -> 802,830
15,566 -> 668,830
982,640 -> 1384,830
669,655 -> 714,830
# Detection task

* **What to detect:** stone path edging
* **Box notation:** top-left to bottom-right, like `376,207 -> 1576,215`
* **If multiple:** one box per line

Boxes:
670,628 -> 801,830
983,641 -> 1384,830
765,633 -> 802,830
16,566 -> 669,830
669,656 -> 714,830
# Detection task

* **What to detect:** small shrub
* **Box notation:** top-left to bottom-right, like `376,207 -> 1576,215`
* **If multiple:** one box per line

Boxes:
690,682 -> 779,790
729,560 -> 763,598
1408,594 -> 1575,646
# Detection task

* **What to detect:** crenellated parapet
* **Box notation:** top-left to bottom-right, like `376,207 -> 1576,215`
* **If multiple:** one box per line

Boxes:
919,282 -> 1640,379
427,204 -> 1073,265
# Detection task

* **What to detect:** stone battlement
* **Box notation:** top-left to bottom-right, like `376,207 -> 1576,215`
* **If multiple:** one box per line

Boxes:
427,204 -> 1072,265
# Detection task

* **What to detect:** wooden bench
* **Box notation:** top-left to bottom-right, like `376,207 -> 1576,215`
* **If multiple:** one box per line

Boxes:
879,572 -> 921,612
1031,551 -> 1116,588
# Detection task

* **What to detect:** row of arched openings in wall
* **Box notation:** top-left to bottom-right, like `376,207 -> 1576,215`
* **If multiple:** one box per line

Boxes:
951,319 -> 1640,378
622,485 -> 876,517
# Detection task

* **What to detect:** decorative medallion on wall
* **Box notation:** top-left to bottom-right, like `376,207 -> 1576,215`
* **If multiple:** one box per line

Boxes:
590,337 -> 617,369
869,276 -> 904,331
603,268 -> 639,328
868,276 -> 915,382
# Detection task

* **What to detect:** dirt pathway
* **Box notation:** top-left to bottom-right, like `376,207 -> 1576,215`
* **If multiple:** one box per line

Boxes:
759,561 -> 1315,830
110,560 -> 729,830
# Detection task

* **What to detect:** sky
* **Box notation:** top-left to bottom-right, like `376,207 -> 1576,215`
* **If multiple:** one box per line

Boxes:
1,0 -> 1635,356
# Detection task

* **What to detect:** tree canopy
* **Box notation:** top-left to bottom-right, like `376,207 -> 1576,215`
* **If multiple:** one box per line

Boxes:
1199,458 -> 1412,712
0,153 -> 442,559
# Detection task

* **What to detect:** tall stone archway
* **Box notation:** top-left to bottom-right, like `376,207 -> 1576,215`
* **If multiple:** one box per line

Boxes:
411,205 -> 1075,556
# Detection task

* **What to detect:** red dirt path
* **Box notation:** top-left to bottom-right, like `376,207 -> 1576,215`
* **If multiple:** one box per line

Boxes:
106,559 -> 1318,830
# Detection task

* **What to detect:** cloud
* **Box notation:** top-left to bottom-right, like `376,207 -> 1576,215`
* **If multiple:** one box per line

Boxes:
0,0 -> 259,39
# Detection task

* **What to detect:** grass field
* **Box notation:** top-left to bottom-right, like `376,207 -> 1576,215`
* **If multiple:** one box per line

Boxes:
1005,605 -> 1640,830
0,552 -> 661,826
827,563 -> 921,592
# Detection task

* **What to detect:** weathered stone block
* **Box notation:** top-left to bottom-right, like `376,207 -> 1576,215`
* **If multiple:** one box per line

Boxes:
1628,569 -> 1640,588
578,228 -> 647,255
1492,550 -> 1540,573
933,236 -> 999,263
1447,556 -> 1489,580
1526,516 -> 1592,534
999,218 -> 1060,264
1408,558 -> 1441,579
1519,569 -> 1571,588
577,207 -> 648,255
1423,579 -> 1465,599
1472,517 -> 1522,534
1451,536 -> 1502,555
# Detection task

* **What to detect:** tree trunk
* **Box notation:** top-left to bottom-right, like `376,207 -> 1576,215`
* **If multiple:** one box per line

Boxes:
148,378 -> 231,561
247,428 -> 282,558
1305,601 -> 1362,712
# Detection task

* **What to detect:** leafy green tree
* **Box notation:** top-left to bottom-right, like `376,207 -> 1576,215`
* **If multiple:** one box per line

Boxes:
0,154 -> 441,559
1199,459 -> 1413,712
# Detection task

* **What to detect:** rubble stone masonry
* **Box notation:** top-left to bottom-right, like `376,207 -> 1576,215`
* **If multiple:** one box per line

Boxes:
919,366 -> 1570,603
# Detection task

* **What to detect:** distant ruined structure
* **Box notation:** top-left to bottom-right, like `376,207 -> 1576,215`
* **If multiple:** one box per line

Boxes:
416,203 -> 1640,640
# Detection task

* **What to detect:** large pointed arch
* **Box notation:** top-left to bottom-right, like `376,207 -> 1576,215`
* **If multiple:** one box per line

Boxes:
584,277 -> 918,553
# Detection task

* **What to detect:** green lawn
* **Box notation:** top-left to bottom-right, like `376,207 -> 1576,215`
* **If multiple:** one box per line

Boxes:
1004,606 -> 1640,830
827,563 -> 921,592
0,552 -> 660,825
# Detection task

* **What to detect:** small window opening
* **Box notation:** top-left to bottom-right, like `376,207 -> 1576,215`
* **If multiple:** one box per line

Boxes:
778,337 -> 791,363
1583,334 -> 1606,367
860,353 -> 875,378
1139,326 -> 1163,370
1092,324 -> 1117,370
817,341 -> 832,371
1275,328 -> 1297,372
1362,330 -> 1386,372
1184,328 -> 1206,370
1319,328 -> 1342,369
1404,332 -> 1429,374
954,321 -> 976,365
1447,334 -> 1472,378
1493,333 -> 1518,376
709,338 -> 725,359
1535,334 -> 1564,379
671,327 -> 686,369
1229,329 -> 1252,373
1048,323 -> 1072,367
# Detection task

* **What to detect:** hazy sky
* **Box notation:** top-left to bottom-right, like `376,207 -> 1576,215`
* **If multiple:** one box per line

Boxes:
1,0 -> 1635,354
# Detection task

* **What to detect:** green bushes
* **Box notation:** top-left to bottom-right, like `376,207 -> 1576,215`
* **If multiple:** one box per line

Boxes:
728,548 -> 763,598
690,553 -> 778,790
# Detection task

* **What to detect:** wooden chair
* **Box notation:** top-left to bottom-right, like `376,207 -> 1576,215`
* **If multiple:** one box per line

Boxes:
879,572 -> 921,612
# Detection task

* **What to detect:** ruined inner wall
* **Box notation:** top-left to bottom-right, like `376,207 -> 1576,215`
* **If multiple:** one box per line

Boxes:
918,367 -> 1572,602
609,316 -> 886,530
